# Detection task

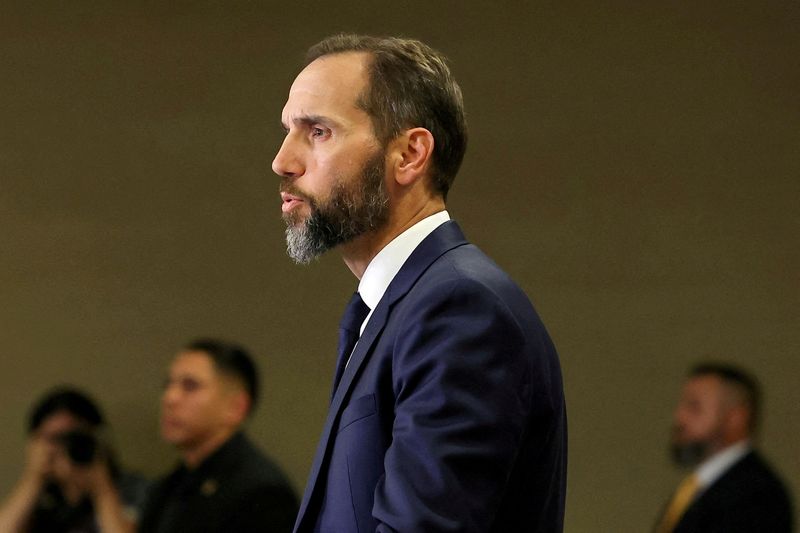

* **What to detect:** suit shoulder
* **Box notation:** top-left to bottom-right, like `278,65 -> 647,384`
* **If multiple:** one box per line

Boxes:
226,437 -> 295,490
731,451 -> 793,498
417,244 -> 546,327
697,451 -> 794,524
417,244 -> 529,303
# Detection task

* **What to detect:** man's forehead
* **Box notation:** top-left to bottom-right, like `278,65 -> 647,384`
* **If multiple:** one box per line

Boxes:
683,375 -> 724,399
282,52 -> 369,120
39,410 -> 83,433
171,350 -> 215,377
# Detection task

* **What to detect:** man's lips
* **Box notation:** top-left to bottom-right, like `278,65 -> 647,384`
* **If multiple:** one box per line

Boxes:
280,192 -> 305,213
161,416 -> 186,435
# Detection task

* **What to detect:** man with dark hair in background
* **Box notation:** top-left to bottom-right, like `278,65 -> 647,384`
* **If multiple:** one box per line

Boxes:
655,362 -> 793,532
0,386 -> 149,533
273,34 -> 567,532
138,338 -> 297,533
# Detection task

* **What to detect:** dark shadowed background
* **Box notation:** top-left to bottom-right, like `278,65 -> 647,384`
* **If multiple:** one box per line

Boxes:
1,2 -> 797,531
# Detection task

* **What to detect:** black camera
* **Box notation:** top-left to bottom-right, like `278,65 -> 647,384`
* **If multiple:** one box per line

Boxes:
56,430 -> 99,465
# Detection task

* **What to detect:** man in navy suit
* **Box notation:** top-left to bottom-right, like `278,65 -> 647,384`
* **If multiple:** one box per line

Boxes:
272,34 -> 567,532
655,363 -> 793,533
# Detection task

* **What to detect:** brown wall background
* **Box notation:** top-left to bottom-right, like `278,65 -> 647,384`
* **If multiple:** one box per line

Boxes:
1,2 -> 797,531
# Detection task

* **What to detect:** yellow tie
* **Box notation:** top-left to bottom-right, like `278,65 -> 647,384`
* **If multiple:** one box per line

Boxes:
656,474 -> 700,533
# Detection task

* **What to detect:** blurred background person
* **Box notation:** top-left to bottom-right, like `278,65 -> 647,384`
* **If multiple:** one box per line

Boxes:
138,338 -> 297,532
0,387 -> 149,533
655,362 -> 793,532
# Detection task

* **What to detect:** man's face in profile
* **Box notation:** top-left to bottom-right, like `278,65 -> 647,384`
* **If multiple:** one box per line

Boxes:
670,375 -> 729,466
161,351 -> 236,450
272,52 -> 390,264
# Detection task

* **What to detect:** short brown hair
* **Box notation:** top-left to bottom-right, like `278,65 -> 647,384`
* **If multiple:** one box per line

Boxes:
690,362 -> 761,433
306,34 -> 468,200
185,338 -> 259,416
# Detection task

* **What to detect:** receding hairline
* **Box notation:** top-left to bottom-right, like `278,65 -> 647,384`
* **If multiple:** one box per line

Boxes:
297,50 -> 373,88
306,48 -> 372,65
286,52 -> 375,127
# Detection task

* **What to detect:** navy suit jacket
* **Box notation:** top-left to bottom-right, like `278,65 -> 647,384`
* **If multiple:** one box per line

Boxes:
294,221 -> 568,533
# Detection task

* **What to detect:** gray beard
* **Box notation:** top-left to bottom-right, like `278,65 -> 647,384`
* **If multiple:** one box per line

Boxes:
284,152 -> 389,264
285,214 -> 330,265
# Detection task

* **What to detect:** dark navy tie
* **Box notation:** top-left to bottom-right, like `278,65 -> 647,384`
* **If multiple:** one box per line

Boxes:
331,292 -> 370,399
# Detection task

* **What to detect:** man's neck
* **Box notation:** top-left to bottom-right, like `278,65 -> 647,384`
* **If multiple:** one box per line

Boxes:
181,428 -> 237,470
341,199 -> 446,279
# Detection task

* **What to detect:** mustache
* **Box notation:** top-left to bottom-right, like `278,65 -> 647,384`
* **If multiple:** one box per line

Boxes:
279,179 -> 310,199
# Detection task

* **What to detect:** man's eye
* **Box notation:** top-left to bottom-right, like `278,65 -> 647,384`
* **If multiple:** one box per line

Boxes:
181,379 -> 200,392
311,127 -> 328,138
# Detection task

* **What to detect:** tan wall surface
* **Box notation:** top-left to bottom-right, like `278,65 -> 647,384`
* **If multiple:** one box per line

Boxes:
1,2 -> 797,531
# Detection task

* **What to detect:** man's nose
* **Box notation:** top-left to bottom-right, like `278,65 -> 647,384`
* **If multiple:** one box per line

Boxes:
272,134 -> 304,179
162,385 -> 179,406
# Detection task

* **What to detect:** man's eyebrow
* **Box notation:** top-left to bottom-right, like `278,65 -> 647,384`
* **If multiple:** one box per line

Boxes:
281,114 -> 340,130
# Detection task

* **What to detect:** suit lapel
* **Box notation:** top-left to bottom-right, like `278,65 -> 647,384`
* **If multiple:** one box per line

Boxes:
294,221 -> 469,532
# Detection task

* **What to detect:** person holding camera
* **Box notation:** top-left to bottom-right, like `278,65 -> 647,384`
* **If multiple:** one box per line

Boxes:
0,387 -> 149,533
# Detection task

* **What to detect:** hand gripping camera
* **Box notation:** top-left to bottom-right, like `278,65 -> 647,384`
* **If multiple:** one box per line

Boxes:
56,430 -> 101,465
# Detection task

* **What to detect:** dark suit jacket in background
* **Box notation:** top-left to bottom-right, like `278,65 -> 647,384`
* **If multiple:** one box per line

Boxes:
672,450 -> 794,533
139,431 -> 298,533
294,221 -> 568,533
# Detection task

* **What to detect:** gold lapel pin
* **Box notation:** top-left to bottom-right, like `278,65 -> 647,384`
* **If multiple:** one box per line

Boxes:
200,478 -> 218,496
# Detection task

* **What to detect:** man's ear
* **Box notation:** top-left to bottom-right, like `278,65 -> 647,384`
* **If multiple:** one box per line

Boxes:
226,389 -> 250,424
394,127 -> 435,186
724,403 -> 750,439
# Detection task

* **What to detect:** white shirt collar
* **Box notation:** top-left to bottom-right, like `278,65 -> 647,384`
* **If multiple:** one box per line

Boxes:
357,211 -> 450,331
695,440 -> 751,488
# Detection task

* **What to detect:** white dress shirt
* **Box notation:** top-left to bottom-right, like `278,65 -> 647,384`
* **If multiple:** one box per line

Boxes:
344,210 -> 450,367
695,440 -> 751,490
